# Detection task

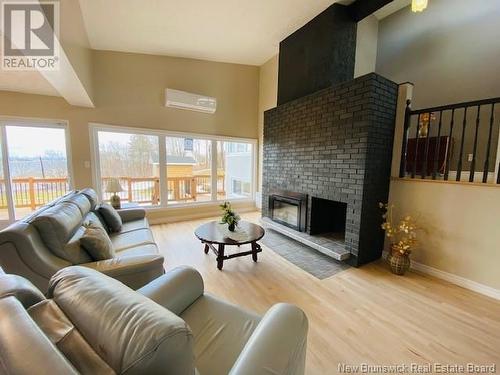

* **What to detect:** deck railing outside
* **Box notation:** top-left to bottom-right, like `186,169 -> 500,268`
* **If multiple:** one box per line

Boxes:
0,175 -> 226,211
0,178 -> 69,210
101,175 -> 225,204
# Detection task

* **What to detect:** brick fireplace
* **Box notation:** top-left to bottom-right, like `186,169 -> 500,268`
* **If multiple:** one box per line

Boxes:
262,73 -> 398,266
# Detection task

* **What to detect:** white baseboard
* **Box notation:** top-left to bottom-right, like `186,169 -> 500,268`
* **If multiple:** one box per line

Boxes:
410,261 -> 500,300
148,206 -> 257,225
382,251 -> 500,300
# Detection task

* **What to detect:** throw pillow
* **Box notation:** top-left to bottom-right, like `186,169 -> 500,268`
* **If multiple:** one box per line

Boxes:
80,222 -> 115,261
97,203 -> 123,233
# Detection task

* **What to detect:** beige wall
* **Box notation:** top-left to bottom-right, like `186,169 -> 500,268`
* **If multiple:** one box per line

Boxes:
257,55 -> 278,193
379,0 -> 500,290
389,179 -> 500,290
0,50 -> 259,220
377,0 -> 500,175
376,0 -> 500,108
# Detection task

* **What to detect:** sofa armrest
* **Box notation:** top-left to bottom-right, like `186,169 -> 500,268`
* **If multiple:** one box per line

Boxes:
229,303 -> 308,375
81,254 -> 164,290
137,266 -> 204,315
117,208 -> 146,222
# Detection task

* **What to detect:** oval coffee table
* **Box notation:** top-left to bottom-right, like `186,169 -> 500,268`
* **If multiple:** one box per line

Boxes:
194,221 -> 265,270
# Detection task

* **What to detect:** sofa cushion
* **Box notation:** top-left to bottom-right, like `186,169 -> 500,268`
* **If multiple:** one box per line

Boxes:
62,213 -> 107,265
82,212 -> 107,232
116,244 -> 159,257
80,188 -> 99,210
110,229 -> 155,251
62,194 -> 91,216
48,266 -> 195,374
31,202 -> 83,262
180,294 -> 260,375
120,218 -> 149,234
0,273 -> 45,308
97,203 -> 122,233
63,226 -> 93,265
80,223 -> 115,261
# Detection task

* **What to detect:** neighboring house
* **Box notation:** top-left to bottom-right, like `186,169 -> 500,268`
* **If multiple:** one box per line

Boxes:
224,143 -> 252,198
152,155 -> 196,177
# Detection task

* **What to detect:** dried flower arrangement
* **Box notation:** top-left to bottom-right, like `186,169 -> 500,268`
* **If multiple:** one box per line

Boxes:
379,202 -> 419,256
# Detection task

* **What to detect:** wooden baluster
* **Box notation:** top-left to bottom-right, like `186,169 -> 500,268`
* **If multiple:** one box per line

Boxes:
167,179 -> 172,201
191,178 -> 197,201
411,113 -> 421,178
153,178 -> 160,204
422,112 -> 432,179
28,177 -> 36,210
399,100 -> 412,178
444,108 -> 455,181
432,111 -> 443,179
483,104 -> 495,183
456,107 -> 468,181
174,179 -> 180,201
469,105 -> 481,182
127,178 -> 132,203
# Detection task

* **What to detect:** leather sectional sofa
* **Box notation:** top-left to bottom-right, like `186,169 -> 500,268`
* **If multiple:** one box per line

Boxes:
0,265 -> 308,374
0,189 -> 164,292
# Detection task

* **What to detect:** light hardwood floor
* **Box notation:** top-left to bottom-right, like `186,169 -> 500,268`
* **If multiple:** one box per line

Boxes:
151,211 -> 500,374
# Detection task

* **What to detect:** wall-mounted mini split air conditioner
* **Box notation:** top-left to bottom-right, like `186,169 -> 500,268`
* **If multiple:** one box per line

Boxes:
165,89 -> 217,114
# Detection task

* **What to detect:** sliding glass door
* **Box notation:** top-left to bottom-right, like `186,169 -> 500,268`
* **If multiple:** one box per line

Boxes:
0,120 -> 72,225
0,131 -> 11,225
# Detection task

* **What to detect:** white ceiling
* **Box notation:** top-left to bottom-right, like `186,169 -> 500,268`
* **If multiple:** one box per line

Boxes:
79,0 -> 345,66
0,0 -> 410,100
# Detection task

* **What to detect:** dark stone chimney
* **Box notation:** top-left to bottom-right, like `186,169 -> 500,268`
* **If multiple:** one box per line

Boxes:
277,4 -> 356,106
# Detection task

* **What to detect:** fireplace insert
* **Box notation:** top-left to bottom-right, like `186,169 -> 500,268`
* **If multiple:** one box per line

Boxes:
269,191 -> 307,232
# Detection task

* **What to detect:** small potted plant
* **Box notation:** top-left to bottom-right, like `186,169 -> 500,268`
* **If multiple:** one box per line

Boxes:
379,203 -> 419,275
220,202 -> 240,232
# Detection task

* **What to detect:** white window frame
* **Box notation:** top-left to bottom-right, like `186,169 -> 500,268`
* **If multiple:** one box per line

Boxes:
0,116 -> 73,225
89,123 -> 257,210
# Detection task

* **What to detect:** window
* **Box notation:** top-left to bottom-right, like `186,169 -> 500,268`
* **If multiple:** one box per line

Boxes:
232,179 -> 251,196
165,137 -> 213,204
91,124 -> 255,208
218,141 -> 253,199
96,131 -> 160,206
0,120 -> 72,224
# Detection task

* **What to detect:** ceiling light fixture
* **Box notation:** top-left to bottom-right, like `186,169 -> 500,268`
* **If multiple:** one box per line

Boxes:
411,0 -> 428,12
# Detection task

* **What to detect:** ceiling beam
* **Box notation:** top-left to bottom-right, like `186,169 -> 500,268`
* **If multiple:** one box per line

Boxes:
348,0 -> 395,22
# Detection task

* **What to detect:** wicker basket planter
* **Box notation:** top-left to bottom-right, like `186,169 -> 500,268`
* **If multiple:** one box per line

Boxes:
388,252 -> 411,275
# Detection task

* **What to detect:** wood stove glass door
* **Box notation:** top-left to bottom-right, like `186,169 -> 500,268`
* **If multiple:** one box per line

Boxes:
273,200 -> 299,228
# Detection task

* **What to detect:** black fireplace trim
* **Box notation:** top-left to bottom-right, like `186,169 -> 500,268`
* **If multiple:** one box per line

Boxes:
269,191 -> 307,232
